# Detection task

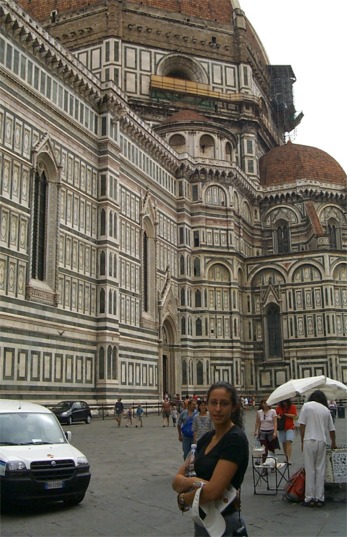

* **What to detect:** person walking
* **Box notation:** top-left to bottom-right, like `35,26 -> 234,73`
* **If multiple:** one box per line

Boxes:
162,397 -> 171,427
172,381 -> 249,536
135,403 -> 144,427
125,407 -> 133,427
328,400 -> 337,423
177,398 -> 198,459
298,390 -> 336,507
192,399 -> 213,443
114,398 -> 124,427
254,399 -> 279,462
276,398 -> 297,463
171,405 -> 178,427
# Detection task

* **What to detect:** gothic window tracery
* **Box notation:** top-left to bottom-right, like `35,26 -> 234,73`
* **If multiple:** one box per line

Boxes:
205,185 -> 226,206
193,257 -> 201,276
195,289 -> 201,308
98,347 -> 105,379
266,304 -> 282,357
100,208 -> 106,235
275,219 -> 290,253
182,359 -> 187,385
32,169 -> 47,281
180,254 -> 185,275
196,318 -> 202,336
197,361 -> 203,385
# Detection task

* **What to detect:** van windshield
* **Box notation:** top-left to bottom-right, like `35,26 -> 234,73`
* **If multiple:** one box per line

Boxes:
0,412 -> 67,445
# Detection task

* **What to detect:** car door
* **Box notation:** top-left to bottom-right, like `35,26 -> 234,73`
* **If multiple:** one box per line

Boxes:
73,401 -> 83,422
82,402 -> 89,422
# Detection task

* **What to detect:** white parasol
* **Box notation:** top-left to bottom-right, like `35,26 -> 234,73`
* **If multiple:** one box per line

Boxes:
266,375 -> 326,406
304,377 -> 347,401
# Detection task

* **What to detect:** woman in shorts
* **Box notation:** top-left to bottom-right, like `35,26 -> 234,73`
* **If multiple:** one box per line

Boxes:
276,398 -> 297,463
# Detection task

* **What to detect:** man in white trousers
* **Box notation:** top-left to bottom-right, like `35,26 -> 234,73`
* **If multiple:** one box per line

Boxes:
298,390 -> 336,507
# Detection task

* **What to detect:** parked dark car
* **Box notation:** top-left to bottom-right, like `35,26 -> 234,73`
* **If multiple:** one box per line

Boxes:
51,401 -> 92,425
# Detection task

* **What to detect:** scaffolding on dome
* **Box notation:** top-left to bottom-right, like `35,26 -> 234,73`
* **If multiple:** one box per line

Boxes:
268,65 -> 303,136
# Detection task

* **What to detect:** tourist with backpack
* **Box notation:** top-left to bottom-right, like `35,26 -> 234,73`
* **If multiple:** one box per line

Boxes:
177,399 -> 198,459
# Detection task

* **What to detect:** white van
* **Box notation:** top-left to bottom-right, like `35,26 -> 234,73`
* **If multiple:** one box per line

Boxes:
0,399 -> 91,508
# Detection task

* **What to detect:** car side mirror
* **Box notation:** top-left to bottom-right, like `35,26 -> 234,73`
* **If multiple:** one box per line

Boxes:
65,431 -> 72,442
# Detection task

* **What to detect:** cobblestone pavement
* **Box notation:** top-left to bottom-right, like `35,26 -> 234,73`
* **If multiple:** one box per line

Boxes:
1,408 -> 346,537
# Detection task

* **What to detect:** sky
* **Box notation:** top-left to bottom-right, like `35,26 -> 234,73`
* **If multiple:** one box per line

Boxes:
239,0 -> 346,173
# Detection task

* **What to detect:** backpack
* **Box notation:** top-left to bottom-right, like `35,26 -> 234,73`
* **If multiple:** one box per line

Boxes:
181,415 -> 194,438
283,467 -> 305,502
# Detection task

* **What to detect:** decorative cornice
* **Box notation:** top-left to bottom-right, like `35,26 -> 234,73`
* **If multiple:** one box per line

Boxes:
177,161 -> 259,202
259,181 -> 346,204
0,0 -> 106,107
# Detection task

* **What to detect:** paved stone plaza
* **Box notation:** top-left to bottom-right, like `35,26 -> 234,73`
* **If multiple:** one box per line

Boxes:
1,409 -> 346,537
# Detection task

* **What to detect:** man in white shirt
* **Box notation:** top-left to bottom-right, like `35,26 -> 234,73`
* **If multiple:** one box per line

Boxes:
298,390 -> 336,507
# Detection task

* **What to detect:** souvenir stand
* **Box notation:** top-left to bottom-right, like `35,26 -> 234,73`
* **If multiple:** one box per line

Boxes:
325,447 -> 347,485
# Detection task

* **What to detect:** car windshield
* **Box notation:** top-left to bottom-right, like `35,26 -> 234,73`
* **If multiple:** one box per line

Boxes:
53,402 -> 73,411
0,412 -> 68,446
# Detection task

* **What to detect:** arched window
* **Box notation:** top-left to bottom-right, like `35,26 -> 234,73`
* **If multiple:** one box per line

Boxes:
196,318 -> 202,336
108,290 -> 112,314
276,220 -> 290,253
107,345 -> 112,379
143,231 -> 149,312
28,150 -> 59,304
195,289 -> 201,308
328,221 -> 338,249
181,317 -> 186,335
113,291 -> 117,315
100,209 -> 106,235
109,211 -> 113,236
266,304 -> 282,357
112,347 -> 118,380
142,216 -> 156,317
100,288 -> 105,313
98,347 -> 105,379
200,135 -> 215,158
225,142 -> 233,162
197,361 -> 203,385
113,214 -> 117,238
205,185 -> 226,206
182,360 -> 187,385
180,288 -> 186,306
169,134 -> 186,153
180,255 -> 185,275
109,253 -> 112,276
100,251 -> 106,275
193,257 -> 201,276
32,169 -> 47,281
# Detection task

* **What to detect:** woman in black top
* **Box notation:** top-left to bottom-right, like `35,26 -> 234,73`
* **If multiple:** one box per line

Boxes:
172,381 -> 249,536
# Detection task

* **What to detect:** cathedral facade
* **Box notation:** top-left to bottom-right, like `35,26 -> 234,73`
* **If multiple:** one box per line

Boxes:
0,0 -> 346,404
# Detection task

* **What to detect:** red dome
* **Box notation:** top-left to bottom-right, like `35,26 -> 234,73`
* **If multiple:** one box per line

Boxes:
15,0 -> 233,24
259,142 -> 346,187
